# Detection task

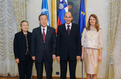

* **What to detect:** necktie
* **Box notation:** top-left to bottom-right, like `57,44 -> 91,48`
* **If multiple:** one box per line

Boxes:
67,25 -> 70,35
43,28 -> 46,42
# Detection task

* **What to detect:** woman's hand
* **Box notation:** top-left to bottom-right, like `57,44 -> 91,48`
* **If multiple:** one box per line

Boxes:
98,48 -> 102,62
15,58 -> 19,64
81,53 -> 84,61
98,55 -> 102,62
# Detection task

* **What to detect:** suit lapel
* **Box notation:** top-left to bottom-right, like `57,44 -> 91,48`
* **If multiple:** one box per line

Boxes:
20,31 -> 25,40
63,24 -> 68,36
39,27 -> 43,42
70,23 -> 74,35
27,32 -> 30,42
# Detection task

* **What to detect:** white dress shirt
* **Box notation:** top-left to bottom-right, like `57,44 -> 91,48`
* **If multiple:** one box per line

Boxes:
81,28 -> 103,49
65,23 -> 72,30
41,26 -> 47,35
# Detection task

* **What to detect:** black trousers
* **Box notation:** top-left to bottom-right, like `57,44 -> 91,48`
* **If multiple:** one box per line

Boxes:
18,55 -> 33,79
60,55 -> 77,79
35,52 -> 52,79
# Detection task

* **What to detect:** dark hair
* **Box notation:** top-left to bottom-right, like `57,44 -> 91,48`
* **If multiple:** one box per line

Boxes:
38,14 -> 48,20
20,20 -> 29,26
68,2 -> 74,8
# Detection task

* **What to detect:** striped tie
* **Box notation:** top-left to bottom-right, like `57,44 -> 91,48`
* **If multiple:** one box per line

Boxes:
43,28 -> 46,42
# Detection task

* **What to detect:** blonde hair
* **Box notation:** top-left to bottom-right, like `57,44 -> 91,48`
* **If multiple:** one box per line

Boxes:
86,14 -> 100,32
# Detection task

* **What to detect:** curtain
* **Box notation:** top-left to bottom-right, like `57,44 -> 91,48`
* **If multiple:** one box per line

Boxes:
0,0 -> 18,76
13,0 -> 29,31
114,23 -> 121,79
105,0 -> 121,79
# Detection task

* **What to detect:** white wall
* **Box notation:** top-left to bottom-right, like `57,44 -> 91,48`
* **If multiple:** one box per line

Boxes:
86,0 -> 108,78
28,0 -> 51,32
28,0 -> 108,78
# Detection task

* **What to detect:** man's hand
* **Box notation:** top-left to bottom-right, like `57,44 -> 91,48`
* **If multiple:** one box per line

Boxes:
15,58 -> 19,64
32,56 -> 35,60
52,54 -> 56,59
56,56 -> 60,61
76,56 -> 81,61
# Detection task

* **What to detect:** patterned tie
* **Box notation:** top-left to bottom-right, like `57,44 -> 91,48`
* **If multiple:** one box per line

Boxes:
25,34 -> 29,55
43,28 -> 46,42
67,25 -> 70,35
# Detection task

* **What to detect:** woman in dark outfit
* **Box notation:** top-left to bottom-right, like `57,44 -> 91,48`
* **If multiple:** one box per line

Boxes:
14,20 -> 33,79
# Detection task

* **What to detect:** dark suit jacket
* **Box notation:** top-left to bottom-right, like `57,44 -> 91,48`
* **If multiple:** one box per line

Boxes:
14,31 -> 32,61
56,23 -> 81,60
31,26 -> 56,63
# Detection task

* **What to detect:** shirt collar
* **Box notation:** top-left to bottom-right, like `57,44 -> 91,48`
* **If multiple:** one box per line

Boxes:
21,30 -> 28,35
90,27 -> 97,31
41,26 -> 47,30
65,23 -> 72,27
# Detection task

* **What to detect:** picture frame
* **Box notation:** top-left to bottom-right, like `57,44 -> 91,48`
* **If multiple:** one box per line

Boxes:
57,0 -> 81,24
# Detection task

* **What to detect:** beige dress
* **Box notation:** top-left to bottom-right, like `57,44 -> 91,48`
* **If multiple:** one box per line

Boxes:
81,28 -> 103,74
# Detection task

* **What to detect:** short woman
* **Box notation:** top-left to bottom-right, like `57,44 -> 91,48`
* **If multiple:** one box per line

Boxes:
14,20 -> 33,79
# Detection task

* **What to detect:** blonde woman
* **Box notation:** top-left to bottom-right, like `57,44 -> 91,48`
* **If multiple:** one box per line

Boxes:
81,14 -> 103,79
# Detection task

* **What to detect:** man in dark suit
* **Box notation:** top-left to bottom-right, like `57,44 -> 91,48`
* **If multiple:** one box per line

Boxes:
14,20 -> 33,79
31,14 -> 56,79
56,12 -> 81,79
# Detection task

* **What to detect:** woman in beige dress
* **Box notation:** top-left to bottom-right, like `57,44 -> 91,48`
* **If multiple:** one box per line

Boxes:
81,14 -> 103,79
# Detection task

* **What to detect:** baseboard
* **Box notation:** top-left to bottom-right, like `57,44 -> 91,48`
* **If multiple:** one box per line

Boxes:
32,76 -> 104,79
0,76 -> 104,79
0,76 -> 19,79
